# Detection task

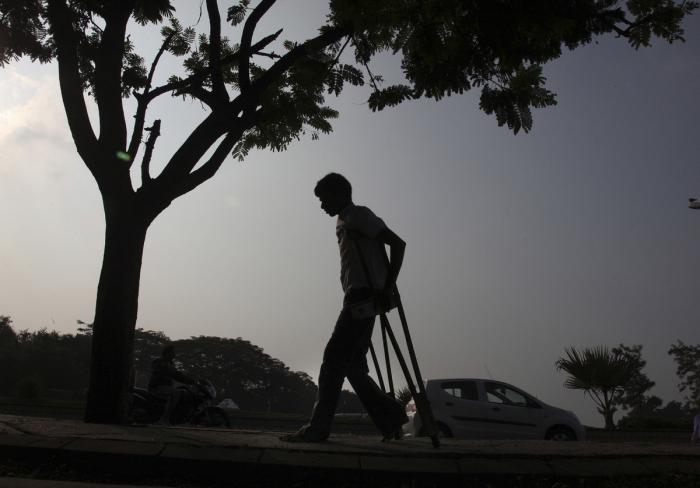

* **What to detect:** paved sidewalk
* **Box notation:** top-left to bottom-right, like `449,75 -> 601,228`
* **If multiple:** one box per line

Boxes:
1,414 -> 699,485
0,478 -> 171,488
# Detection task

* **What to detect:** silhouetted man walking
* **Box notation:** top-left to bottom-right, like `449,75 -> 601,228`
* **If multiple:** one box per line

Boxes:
282,173 -> 408,442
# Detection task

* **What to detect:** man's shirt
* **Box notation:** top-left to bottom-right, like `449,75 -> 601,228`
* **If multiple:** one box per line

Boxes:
336,204 -> 388,293
148,357 -> 193,390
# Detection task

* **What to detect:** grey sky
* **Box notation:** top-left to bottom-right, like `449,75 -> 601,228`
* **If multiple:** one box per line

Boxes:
1,2 -> 699,427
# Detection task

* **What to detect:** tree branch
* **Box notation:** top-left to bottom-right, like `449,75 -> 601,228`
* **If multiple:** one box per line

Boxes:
177,85 -> 217,108
144,29 -> 283,104
45,0 -> 100,175
127,32 -> 174,164
94,4 -> 131,152
140,120 -> 161,188
239,0 -> 277,92
153,109 -> 232,188
206,0 -> 228,103
171,128 -> 241,199
251,25 -> 352,96
173,107 -> 261,199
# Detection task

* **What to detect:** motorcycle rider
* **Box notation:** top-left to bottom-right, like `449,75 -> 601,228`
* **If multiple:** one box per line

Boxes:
148,344 -> 196,425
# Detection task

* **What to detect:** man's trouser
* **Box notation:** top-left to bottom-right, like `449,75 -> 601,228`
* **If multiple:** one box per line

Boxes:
302,288 -> 406,439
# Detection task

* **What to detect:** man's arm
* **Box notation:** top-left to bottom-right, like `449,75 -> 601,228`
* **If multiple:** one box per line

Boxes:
376,227 -> 405,297
171,367 -> 196,385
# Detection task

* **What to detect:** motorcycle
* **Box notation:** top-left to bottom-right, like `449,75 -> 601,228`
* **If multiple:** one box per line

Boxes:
131,379 -> 231,427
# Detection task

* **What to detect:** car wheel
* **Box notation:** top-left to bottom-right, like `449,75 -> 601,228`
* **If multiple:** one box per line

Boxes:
545,426 -> 576,441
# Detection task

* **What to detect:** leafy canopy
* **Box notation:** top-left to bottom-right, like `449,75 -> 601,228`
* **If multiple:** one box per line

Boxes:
0,0 -> 695,166
668,340 -> 700,411
556,345 -> 636,427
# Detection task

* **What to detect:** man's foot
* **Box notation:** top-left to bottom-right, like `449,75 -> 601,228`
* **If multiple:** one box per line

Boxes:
381,413 -> 409,442
381,427 -> 404,442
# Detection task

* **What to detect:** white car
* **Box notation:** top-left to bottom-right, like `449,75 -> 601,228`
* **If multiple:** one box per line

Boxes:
404,378 -> 585,441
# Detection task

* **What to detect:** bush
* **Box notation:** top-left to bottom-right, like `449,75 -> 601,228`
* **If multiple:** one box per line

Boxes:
15,377 -> 42,400
617,415 -> 691,430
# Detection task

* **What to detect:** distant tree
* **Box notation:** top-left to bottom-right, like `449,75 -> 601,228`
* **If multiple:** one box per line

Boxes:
395,386 -> 413,408
618,398 -> 692,430
0,316 -> 18,395
611,344 -> 655,413
668,341 -> 700,411
0,316 -> 16,345
132,328 -> 170,376
0,0 -> 695,424
3,325 -> 92,399
556,346 -> 634,429
173,335 -> 316,413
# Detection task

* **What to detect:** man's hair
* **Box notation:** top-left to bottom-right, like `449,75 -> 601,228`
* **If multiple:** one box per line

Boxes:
314,172 -> 352,199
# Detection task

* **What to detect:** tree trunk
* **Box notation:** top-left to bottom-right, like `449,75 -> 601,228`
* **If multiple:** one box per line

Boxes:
602,394 -> 616,430
84,196 -> 150,424
603,410 -> 615,429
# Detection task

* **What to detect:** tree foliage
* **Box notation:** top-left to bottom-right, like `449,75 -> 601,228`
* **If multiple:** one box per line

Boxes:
668,340 -> 700,411
556,346 -> 636,428
618,398 -> 692,429
0,316 -> 317,414
611,344 -> 655,412
0,1 -> 695,140
171,335 -> 317,413
0,319 -> 91,399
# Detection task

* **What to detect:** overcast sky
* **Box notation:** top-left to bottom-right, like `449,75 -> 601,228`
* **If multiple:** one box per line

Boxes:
1,2 -> 699,427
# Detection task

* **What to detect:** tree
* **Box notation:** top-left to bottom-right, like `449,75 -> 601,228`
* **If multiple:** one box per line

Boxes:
0,1 -> 695,424
396,386 -> 413,408
611,344 -> 655,412
0,322 -> 92,399
556,346 -> 635,429
0,316 -> 16,345
668,341 -> 700,411
618,397 -> 692,429
171,335 -> 317,413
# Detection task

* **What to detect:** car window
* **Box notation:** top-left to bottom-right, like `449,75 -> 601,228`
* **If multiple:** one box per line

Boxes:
440,381 -> 478,401
485,383 -> 529,407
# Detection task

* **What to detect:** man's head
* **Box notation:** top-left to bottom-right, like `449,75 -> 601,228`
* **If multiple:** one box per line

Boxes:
314,172 -> 352,216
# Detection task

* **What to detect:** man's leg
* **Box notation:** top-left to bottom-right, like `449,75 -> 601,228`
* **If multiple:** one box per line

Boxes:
346,321 -> 408,439
282,306 -> 373,442
153,386 -> 180,425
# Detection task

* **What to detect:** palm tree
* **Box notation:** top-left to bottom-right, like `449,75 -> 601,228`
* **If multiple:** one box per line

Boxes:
556,346 -> 633,429
395,387 -> 413,408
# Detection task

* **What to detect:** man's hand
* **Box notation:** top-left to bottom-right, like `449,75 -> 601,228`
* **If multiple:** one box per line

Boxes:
376,287 -> 399,314
376,228 -> 405,300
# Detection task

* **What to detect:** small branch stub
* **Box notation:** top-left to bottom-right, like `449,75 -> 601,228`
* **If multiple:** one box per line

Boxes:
141,119 -> 161,186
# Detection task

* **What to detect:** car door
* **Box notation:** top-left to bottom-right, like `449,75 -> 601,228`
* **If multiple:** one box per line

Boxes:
433,380 -> 494,438
483,381 -> 544,439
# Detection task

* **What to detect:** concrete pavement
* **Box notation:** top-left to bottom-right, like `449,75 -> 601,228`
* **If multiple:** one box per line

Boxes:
1,414 -> 699,486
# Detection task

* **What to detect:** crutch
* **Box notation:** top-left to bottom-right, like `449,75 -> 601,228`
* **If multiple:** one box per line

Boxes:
352,238 -> 440,448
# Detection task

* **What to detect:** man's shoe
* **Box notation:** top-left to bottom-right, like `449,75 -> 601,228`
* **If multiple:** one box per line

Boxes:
381,427 -> 404,442
381,413 -> 409,442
